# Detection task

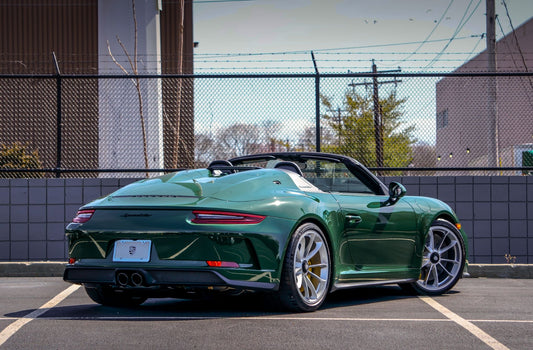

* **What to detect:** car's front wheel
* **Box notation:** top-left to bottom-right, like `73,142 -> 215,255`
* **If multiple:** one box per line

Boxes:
402,219 -> 466,295
278,223 -> 331,312
85,285 -> 147,307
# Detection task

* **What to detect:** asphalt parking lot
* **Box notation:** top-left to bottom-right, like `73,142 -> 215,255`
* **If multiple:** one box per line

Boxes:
0,277 -> 531,349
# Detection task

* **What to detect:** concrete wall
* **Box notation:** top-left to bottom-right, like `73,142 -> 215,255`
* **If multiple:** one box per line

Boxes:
0,178 -> 140,262
1,176 -> 532,264
382,176 -> 532,264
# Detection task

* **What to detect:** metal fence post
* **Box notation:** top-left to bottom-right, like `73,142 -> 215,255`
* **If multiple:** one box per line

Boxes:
52,52 -> 62,178
312,52 -> 320,152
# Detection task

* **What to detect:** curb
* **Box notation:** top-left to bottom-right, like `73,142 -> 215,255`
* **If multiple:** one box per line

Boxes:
465,264 -> 533,279
0,262 -> 533,279
0,262 -> 66,277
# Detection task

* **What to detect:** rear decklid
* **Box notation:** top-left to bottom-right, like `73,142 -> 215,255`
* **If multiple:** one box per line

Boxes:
84,168 -> 302,208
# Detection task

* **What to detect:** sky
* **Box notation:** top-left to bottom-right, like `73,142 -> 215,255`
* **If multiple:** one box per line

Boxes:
193,0 -> 533,72
190,0 -> 533,147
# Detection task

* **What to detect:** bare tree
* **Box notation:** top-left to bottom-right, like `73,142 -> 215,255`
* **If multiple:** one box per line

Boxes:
296,126 -> 335,152
194,133 -> 214,167
106,0 -> 149,176
217,123 -> 262,158
261,120 -> 282,152
410,142 -> 436,175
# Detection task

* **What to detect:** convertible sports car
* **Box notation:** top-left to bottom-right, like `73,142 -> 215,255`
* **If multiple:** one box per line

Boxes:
64,152 -> 467,312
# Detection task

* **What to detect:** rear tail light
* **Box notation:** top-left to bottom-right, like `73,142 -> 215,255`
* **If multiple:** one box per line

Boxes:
191,210 -> 265,224
72,209 -> 95,223
206,261 -> 240,268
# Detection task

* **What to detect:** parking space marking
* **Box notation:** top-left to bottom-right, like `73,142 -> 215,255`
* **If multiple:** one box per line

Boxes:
473,319 -> 533,323
0,284 -> 80,347
2,315 -> 530,323
419,296 -> 509,350
3,316 -> 453,321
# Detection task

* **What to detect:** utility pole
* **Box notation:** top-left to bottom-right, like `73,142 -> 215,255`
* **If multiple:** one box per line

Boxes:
326,107 -> 347,147
336,107 -> 342,146
348,61 -> 401,169
311,51 -> 321,152
372,62 -> 383,168
486,0 -> 499,167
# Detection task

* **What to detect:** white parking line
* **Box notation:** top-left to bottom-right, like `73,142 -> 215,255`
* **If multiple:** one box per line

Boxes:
0,290 -> 528,350
419,296 -> 510,350
0,284 -> 80,347
472,319 -> 533,323
1,315 -> 531,323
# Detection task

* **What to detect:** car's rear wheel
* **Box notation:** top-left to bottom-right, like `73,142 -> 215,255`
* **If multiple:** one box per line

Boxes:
401,219 -> 465,295
84,285 -> 147,307
278,223 -> 331,312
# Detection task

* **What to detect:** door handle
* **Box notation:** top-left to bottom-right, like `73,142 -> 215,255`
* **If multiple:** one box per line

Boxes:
346,215 -> 362,225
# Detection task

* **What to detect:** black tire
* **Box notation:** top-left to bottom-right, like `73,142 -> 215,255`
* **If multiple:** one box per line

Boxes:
277,223 -> 331,312
400,219 -> 466,295
84,285 -> 147,307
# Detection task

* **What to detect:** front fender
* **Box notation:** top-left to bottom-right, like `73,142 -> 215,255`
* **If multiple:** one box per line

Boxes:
405,196 -> 468,258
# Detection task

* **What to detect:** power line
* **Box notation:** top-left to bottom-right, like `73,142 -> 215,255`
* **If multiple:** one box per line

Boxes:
496,16 -> 523,70
501,0 -> 530,74
194,57 -> 524,64
388,0 -> 456,66
498,2 -> 533,103
425,0 -> 483,68
464,33 -> 485,61
193,35 -> 484,58
426,0 -> 481,67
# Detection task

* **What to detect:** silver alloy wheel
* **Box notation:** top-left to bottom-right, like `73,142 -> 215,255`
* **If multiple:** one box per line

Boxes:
417,224 -> 462,292
293,228 -> 329,306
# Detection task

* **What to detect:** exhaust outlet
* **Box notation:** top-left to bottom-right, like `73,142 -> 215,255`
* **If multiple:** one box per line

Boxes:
116,272 -> 129,286
130,272 -> 144,287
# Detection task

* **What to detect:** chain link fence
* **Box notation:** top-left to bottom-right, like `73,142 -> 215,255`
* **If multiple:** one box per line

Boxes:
1,72 -> 532,178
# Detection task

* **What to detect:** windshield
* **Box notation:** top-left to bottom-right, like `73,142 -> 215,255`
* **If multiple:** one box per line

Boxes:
231,154 -> 375,194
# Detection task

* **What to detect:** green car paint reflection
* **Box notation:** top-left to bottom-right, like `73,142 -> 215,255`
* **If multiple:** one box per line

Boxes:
64,152 -> 468,312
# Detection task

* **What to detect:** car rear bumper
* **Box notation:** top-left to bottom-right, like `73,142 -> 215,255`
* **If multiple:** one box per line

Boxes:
64,265 -> 278,291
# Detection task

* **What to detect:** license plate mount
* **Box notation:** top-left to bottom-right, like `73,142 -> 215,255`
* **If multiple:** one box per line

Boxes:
112,240 -> 151,262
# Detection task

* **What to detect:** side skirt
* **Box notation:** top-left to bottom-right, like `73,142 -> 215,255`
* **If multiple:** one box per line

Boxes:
331,278 -> 417,292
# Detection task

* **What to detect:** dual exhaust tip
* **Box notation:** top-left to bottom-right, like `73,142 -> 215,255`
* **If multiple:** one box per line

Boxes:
116,271 -> 144,287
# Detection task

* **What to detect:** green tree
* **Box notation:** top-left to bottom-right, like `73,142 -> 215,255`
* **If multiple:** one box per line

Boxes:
0,142 -> 43,178
322,92 -> 416,168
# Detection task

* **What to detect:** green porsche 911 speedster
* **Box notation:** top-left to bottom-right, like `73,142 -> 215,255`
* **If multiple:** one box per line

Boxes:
64,152 -> 467,312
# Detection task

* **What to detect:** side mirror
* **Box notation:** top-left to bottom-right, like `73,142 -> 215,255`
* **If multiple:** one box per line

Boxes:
386,182 -> 406,205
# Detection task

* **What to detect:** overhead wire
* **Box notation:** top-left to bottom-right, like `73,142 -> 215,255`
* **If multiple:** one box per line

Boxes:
497,16 -> 521,70
426,0 -> 477,66
193,32 -> 487,72
193,35 -> 484,58
386,0 -> 456,66
497,3 -> 533,106
425,0 -> 482,68
195,56 -> 502,63
501,0 -> 530,74
464,33 -> 484,62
